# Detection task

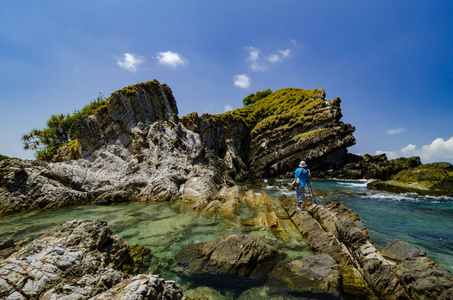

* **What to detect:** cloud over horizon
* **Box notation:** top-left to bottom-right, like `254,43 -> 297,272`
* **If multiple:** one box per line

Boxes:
156,51 -> 188,68
376,136 -> 453,163
233,74 -> 251,89
117,53 -> 145,72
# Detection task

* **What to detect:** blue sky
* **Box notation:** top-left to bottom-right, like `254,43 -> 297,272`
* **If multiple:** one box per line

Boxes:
1,0 -> 452,164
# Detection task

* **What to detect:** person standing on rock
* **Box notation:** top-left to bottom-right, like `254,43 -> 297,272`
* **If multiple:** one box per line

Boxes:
295,161 -> 310,210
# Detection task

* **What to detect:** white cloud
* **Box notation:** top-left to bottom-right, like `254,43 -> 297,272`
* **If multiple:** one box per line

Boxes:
246,47 -> 260,62
378,137 -> 453,164
375,150 -> 399,160
156,51 -> 188,68
387,127 -> 405,134
290,39 -> 298,46
267,54 -> 281,63
233,74 -> 251,89
402,137 -> 453,162
246,46 -> 292,70
267,49 -> 291,64
224,105 -> 233,112
278,49 -> 291,58
246,47 -> 266,71
117,53 -> 145,72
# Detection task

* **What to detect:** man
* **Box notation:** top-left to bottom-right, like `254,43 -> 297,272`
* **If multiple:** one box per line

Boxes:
295,161 -> 310,210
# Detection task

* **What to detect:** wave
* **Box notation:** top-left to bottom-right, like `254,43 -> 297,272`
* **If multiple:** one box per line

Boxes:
362,192 -> 453,203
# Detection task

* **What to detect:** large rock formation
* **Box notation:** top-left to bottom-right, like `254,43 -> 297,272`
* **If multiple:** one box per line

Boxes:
180,88 -> 356,180
0,80 -> 231,216
0,219 -> 183,299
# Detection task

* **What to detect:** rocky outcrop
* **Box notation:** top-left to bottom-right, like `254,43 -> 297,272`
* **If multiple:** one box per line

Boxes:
174,234 -> 286,288
279,195 -> 453,299
181,88 -> 356,179
316,153 -> 422,180
368,162 -> 453,196
0,219 -> 183,299
0,80 -> 230,216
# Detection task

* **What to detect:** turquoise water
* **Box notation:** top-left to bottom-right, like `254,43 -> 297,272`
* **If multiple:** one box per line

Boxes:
1,180 -> 452,298
297,179 -> 453,271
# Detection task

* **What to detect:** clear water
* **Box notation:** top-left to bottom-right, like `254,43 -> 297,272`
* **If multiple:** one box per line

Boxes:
1,180 -> 452,298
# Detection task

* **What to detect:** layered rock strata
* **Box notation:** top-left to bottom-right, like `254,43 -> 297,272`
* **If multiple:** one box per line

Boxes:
0,219 -> 183,299
0,80 -> 231,216
279,195 -> 453,299
181,88 -> 356,179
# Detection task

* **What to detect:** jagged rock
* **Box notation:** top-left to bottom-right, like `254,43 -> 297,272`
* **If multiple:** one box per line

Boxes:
174,234 -> 286,288
90,274 -> 183,300
368,162 -> 453,196
317,154 -> 422,180
0,219 -> 183,299
0,81 -> 228,216
382,239 -> 453,299
267,254 -> 341,298
180,88 -> 356,179
280,195 -> 453,299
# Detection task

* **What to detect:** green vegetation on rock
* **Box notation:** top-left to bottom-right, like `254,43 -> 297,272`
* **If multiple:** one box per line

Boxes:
0,154 -> 17,161
22,93 -> 107,161
242,89 -> 273,106
368,162 -> 453,196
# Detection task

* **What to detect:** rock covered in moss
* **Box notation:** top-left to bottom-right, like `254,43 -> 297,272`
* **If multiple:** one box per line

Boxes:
181,88 -> 356,179
368,162 -> 453,196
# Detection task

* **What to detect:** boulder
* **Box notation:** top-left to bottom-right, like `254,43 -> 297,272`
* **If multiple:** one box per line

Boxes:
267,254 -> 341,298
174,234 -> 286,288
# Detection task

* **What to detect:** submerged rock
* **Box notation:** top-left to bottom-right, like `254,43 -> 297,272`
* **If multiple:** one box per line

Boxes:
267,254 -> 341,298
0,219 -> 183,299
174,233 -> 286,288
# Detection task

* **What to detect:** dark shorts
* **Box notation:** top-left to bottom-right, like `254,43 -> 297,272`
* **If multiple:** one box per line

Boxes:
297,186 -> 306,203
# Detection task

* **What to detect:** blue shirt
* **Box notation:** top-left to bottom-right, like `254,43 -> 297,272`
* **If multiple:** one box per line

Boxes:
295,168 -> 310,187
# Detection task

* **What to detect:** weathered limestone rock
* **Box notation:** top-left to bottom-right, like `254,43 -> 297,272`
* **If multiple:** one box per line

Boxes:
0,81 -> 227,216
174,234 -> 286,288
0,219 -> 183,299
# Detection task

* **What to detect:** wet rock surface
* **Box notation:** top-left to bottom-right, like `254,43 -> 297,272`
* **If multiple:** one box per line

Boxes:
174,233 -> 286,288
279,195 -> 453,299
0,219 -> 183,299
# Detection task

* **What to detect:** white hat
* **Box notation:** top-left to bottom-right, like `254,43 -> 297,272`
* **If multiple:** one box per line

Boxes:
299,161 -> 307,168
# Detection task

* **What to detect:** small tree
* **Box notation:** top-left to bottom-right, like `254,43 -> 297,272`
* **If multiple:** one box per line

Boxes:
22,93 -> 106,161
242,89 -> 273,106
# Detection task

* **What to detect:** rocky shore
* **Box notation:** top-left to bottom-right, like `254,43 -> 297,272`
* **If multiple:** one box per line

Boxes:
1,80 -> 453,298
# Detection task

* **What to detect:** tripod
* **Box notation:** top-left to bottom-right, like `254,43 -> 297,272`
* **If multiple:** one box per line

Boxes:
306,180 -> 316,203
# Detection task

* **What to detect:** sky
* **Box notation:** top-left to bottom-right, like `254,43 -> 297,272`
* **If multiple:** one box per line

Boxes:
1,0 -> 452,164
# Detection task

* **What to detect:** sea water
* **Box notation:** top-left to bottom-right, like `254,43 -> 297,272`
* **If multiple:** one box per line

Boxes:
0,180 -> 452,298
